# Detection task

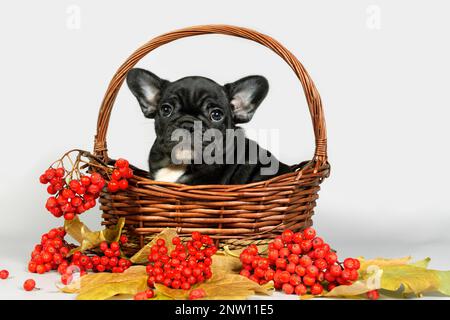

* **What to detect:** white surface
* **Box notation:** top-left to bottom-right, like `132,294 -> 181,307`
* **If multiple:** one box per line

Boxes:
1,0 -> 450,299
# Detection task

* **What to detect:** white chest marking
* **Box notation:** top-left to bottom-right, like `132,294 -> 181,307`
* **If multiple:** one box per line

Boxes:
154,166 -> 186,183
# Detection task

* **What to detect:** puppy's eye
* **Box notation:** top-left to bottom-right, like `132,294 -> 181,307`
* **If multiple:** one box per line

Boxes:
160,104 -> 173,117
210,109 -> 224,122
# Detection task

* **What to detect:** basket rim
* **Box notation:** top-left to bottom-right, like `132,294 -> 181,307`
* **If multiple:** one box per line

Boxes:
97,155 -> 330,190
93,24 -> 328,166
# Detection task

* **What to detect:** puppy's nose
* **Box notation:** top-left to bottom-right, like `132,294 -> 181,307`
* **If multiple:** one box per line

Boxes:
180,121 -> 195,133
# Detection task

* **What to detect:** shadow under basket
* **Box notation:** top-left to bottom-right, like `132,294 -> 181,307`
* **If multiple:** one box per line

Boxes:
92,25 -> 330,256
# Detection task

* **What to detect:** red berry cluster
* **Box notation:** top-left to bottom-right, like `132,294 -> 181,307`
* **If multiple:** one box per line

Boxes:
107,158 -> 133,193
239,228 -> 361,296
58,236 -> 131,284
146,232 -> 217,291
28,227 -> 73,275
41,168 -> 106,220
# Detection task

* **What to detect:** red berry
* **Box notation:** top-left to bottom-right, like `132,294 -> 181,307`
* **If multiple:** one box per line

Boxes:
343,258 -> 357,270
115,158 -> 129,169
107,180 -> 120,192
282,283 -> 294,294
64,213 -> 75,220
278,271 -> 290,283
90,172 -> 103,185
100,241 -> 108,252
289,274 -> 301,286
312,237 -> 324,249
303,227 -> 316,240
275,258 -> 287,270
328,283 -> 337,292
0,270 -> 9,279
268,249 -> 279,261
303,274 -> 316,286
278,247 -> 290,258
134,292 -> 148,300
290,244 -> 301,255
88,184 -> 100,195
111,169 -> 122,181
272,238 -> 284,250
314,258 -> 328,270
300,240 -> 313,253
120,235 -> 128,244
56,168 -> 65,177
353,259 -> 361,270
36,264 -> 46,274
118,179 -> 129,190
96,265 -> 106,272
299,255 -> 312,267
306,265 -> 319,277
110,241 -> 120,252
39,174 -> 48,184
367,290 -> 380,300
189,288 -> 206,300
329,264 -> 342,277
80,176 -> 91,186
145,289 -> 155,299
311,283 -> 323,295
181,282 -> 191,290
341,269 -> 352,281
281,230 -> 294,243
325,252 -> 338,265
295,284 -> 307,295
286,263 -> 296,274
23,279 -> 36,291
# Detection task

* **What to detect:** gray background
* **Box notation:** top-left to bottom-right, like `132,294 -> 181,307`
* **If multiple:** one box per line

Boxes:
0,0 -> 449,299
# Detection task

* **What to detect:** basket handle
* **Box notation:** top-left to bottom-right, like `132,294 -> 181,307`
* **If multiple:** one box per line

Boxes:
94,24 -> 327,164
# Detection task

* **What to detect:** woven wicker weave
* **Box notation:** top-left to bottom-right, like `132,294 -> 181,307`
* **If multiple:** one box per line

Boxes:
92,25 -> 330,256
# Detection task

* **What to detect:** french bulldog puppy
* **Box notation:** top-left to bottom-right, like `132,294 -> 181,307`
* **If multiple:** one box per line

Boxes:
126,68 -> 292,185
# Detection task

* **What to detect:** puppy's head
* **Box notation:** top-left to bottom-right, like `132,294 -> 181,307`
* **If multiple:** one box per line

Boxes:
126,68 -> 268,163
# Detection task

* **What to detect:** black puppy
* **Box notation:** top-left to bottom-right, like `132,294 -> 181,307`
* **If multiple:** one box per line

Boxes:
126,68 -> 291,185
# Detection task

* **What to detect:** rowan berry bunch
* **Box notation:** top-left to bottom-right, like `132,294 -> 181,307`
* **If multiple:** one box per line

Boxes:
146,232 -> 217,291
40,150 -> 133,221
28,227 -> 73,275
107,158 -> 133,193
239,227 -> 361,296
58,235 -> 131,284
41,169 -> 106,220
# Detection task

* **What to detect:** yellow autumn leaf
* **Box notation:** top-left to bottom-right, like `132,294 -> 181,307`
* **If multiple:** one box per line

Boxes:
211,254 -> 242,274
325,281 -> 373,298
129,228 -> 177,264
358,256 -> 412,271
155,272 -> 273,300
61,266 -> 148,300
380,264 -> 442,295
64,216 -> 125,255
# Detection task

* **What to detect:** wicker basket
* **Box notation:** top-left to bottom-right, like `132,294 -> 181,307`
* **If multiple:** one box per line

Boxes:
92,25 -> 330,256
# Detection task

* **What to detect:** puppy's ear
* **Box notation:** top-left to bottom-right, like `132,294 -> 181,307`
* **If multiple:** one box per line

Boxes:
126,68 -> 168,118
224,76 -> 269,123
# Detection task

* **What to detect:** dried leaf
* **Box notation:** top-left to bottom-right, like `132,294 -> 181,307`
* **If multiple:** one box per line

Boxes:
64,216 -> 125,255
326,257 -> 450,298
380,265 -> 442,295
130,228 -> 177,264
156,273 -> 273,300
358,256 -> 412,271
211,254 -> 242,274
61,266 -> 148,300
325,281 -> 373,298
